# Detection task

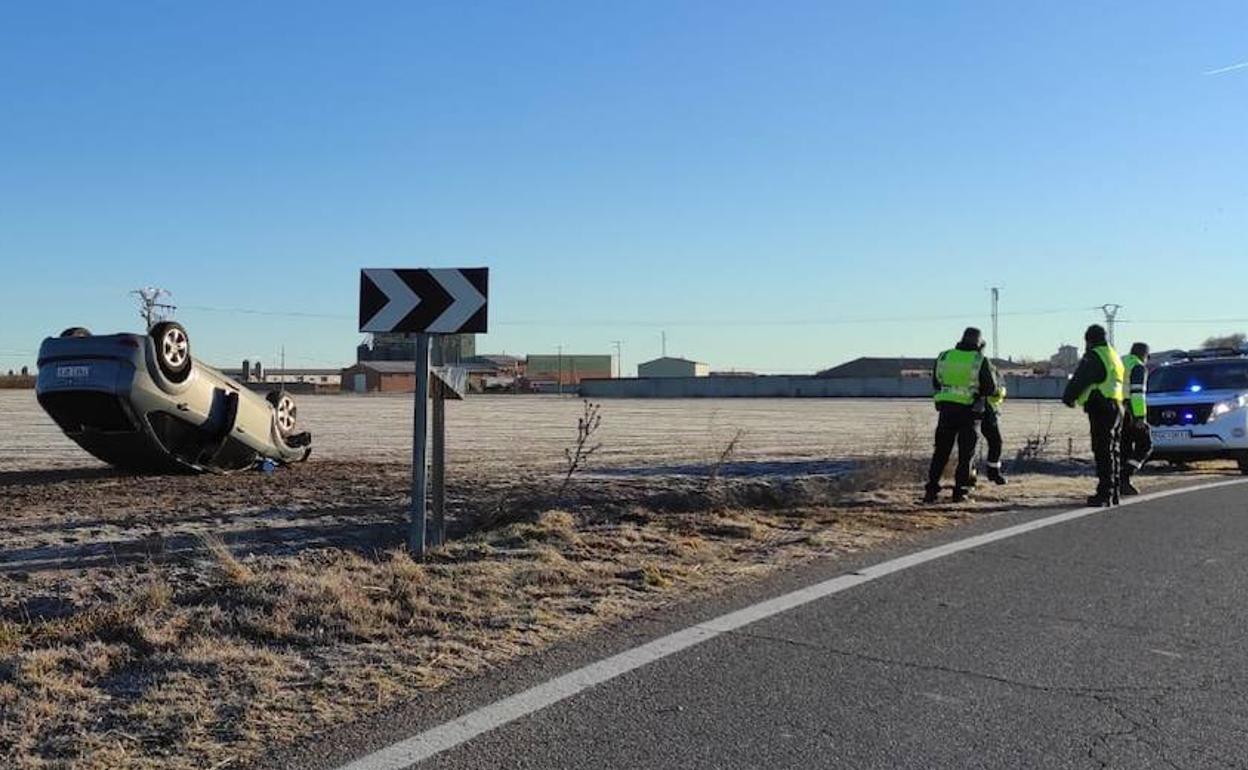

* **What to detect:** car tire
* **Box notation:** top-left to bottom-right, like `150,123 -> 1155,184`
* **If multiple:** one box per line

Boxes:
267,390 -> 298,437
59,327 -> 91,338
1237,453 -> 1248,476
150,321 -> 192,383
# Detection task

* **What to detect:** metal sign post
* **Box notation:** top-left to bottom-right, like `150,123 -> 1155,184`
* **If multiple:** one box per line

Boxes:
431,392 -> 446,547
430,337 -> 447,549
359,267 -> 488,558
409,334 -> 431,555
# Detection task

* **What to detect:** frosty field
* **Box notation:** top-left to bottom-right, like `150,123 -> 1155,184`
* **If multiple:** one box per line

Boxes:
0,390 -> 1092,474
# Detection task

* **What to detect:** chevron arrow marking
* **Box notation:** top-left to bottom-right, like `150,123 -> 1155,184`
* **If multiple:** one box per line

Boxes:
425,268 -> 488,334
360,269 -> 422,333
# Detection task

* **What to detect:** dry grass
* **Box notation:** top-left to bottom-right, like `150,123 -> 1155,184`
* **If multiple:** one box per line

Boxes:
0,456 -> 1233,769
197,533 -> 255,587
0,478 -> 951,768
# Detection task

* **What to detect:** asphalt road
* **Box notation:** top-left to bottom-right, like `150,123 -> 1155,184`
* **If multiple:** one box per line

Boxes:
296,482 -> 1248,770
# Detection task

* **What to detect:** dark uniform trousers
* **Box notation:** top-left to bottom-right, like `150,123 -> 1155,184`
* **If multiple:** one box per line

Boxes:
1088,400 -> 1124,498
1120,415 -> 1152,482
980,407 -> 1003,467
927,403 -> 978,493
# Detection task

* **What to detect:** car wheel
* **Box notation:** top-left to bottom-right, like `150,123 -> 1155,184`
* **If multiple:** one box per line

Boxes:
267,390 -> 298,436
1238,453 -> 1248,476
59,327 -> 91,338
150,321 -> 192,383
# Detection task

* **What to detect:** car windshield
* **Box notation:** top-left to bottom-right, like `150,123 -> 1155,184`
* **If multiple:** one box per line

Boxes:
1150,361 -> 1248,394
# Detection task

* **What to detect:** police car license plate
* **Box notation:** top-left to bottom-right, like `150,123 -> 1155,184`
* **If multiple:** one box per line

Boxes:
1152,429 -> 1190,443
56,365 -> 90,379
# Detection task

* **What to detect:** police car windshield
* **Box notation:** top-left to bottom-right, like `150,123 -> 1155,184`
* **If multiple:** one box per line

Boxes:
1149,361 -> 1248,394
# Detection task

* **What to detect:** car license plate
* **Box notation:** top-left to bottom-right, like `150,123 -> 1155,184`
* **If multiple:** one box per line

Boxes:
1152,429 -> 1191,442
56,365 -> 90,379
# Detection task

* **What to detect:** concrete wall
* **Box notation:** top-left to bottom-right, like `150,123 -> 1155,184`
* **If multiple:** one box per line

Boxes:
579,374 -> 1068,400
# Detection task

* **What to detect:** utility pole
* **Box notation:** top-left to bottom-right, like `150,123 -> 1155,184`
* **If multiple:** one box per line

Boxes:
990,287 -> 1000,360
556,344 -> 564,395
131,287 -> 176,330
661,331 -> 667,358
1099,304 -> 1122,347
610,340 -> 623,378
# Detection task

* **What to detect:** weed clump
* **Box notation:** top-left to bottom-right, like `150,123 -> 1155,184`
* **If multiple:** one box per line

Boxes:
197,533 -> 255,586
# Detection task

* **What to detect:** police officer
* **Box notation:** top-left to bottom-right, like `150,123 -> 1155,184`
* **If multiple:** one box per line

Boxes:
979,375 -> 1008,485
1062,324 -> 1126,506
925,327 -> 999,503
1119,342 -> 1152,495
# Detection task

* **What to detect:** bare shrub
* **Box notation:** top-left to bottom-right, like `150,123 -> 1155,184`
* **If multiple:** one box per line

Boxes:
1014,408 -> 1054,468
703,428 -> 745,507
559,400 -> 603,496
856,411 -> 926,489
1203,332 -> 1246,349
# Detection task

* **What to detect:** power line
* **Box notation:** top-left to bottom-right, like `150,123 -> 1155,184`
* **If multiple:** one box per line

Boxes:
181,305 -> 353,320
1117,318 -> 1248,325
496,310 -> 1090,328
33,296 -> 1248,330
179,302 -> 1093,327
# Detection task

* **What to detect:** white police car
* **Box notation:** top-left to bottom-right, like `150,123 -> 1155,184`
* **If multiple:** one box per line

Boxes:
1147,350 -> 1248,473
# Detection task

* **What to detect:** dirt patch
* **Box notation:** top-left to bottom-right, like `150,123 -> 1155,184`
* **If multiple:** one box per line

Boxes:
0,456 -> 1236,769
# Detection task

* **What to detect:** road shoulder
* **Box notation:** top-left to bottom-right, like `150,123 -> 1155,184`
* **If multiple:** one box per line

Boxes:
263,474 -> 1243,770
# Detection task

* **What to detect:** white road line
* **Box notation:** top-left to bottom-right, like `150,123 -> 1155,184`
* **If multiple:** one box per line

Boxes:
337,478 -> 1248,770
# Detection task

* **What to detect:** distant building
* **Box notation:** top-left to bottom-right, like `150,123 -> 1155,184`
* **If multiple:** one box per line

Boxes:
1048,345 -> 1080,375
525,354 -> 613,386
464,354 -> 524,392
817,356 -> 1036,379
637,357 -> 710,378
223,367 -> 341,387
340,361 -> 418,393
357,333 -> 476,363
340,355 -> 526,394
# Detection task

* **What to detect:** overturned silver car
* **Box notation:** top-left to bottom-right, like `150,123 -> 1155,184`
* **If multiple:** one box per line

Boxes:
36,322 -> 311,473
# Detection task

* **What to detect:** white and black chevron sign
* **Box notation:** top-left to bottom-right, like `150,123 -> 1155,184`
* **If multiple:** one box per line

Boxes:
358,268 -> 489,334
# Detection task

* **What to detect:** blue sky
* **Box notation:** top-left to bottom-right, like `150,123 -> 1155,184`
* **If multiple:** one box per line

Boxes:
2,1 -> 1246,374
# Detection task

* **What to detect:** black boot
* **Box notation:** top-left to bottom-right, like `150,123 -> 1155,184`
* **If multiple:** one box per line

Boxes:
1086,493 -> 1114,507
986,466 -> 1008,485
951,486 -> 971,503
923,485 -> 940,504
1120,476 -> 1140,496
